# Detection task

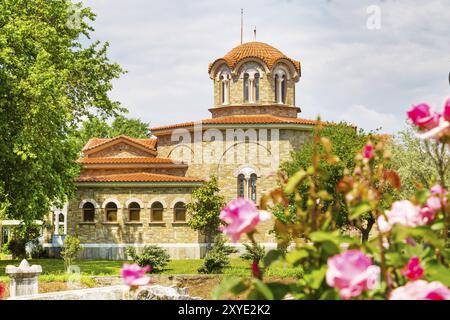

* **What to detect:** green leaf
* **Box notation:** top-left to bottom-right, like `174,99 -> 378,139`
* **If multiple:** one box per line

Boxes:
285,170 -> 307,194
431,221 -> 445,231
303,265 -> 327,290
385,252 -> 404,267
212,277 -> 247,299
424,261 -> 450,287
319,289 -> 339,300
264,249 -> 283,268
266,282 -> 291,300
285,249 -> 309,266
321,241 -> 340,255
392,225 -> 444,249
350,202 -> 371,220
251,279 -> 274,300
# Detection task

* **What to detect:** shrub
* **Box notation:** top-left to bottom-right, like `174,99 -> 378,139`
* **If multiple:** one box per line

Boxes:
198,236 -> 237,274
7,223 -> 41,259
29,241 -> 46,259
240,243 -> 265,264
60,235 -> 82,271
7,239 -> 27,259
126,245 -> 170,271
1,243 -> 10,255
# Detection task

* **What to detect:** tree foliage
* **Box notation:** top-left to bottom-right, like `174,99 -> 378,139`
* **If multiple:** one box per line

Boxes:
281,122 -> 369,228
0,0 -> 124,225
390,127 -> 450,198
186,176 -> 225,243
71,115 -> 149,152
60,235 -> 82,271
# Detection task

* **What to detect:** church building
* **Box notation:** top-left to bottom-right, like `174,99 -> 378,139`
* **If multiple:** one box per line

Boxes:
45,41 -> 321,260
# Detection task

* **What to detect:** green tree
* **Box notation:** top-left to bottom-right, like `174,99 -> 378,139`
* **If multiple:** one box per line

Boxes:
60,235 -> 82,271
187,176 -> 225,245
390,127 -> 450,198
281,122 -> 371,239
0,0 -> 124,227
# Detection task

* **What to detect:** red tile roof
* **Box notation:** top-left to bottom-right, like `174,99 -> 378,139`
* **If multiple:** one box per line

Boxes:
82,136 -> 157,152
208,42 -> 301,74
78,157 -> 180,165
151,114 -> 321,132
77,172 -> 203,183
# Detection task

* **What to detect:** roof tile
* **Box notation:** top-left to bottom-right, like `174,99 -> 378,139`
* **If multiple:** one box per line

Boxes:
77,172 -> 203,183
209,42 -> 301,73
78,157 -> 181,165
151,114 -> 321,132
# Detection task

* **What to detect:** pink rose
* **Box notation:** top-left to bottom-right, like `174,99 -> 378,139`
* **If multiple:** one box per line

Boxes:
377,200 -> 431,233
326,250 -> 380,300
407,104 -> 440,128
219,198 -> 271,242
363,144 -> 374,159
442,97 -> 450,121
419,206 -> 436,224
0,282 -> 4,299
251,262 -> 262,279
390,280 -> 450,300
419,184 -> 447,221
430,184 -> 447,196
121,263 -> 151,288
401,256 -> 424,281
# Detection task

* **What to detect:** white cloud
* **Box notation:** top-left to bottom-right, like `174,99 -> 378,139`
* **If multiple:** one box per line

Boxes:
340,105 -> 400,133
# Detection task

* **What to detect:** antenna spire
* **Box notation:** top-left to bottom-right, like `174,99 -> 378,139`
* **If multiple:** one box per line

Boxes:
240,8 -> 244,44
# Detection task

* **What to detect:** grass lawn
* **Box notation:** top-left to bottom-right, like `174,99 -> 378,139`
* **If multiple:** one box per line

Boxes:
0,258 -> 302,284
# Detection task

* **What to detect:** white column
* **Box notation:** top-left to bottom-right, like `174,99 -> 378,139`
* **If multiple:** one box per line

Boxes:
277,77 -> 283,104
63,212 -> 67,235
54,212 -> 59,235
249,79 -> 254,103
244,178 -> 249,199
224,80 -> 229,104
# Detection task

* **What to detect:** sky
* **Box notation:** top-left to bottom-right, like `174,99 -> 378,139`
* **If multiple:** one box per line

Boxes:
81,0 -> 450,134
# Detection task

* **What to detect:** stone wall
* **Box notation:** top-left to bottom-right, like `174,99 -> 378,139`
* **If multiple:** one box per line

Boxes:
209,105 -> 300,118
214,73 -> 295,107
65,186 -> 203,259
155,127 -> 312,244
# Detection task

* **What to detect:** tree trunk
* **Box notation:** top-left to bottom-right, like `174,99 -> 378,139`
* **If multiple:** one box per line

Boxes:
361,217 -> 375,243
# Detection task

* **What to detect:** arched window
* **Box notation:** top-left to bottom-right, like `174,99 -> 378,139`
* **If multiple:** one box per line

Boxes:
249,174 -> 257,203
220,74 -> 230,105
83,202 -> 95,222
105,202 -> 118,222
237,174 -> 245,198
275,71 -> 287,104
254,73 -> 260,102
174,202 -> 186,222
274,74 -> 279,103
243,73 -> 249,102
151,202 -> 164,222
128,202 -> 141,222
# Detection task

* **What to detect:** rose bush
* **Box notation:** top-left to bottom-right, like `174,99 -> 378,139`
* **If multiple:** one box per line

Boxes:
213,100 -> 450,300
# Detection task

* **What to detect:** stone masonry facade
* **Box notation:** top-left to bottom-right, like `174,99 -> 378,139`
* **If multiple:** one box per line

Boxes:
46,41 -> 321,260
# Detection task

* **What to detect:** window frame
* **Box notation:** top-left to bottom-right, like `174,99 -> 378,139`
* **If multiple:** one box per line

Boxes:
105,202 -> 118,222
151,202 -> 164,223
128,202 -> 141,222
173,202 -> 187,223
82,202 -> 95,222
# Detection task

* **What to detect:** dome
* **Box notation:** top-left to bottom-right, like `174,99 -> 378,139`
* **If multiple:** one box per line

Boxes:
208,41 -> 301,75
